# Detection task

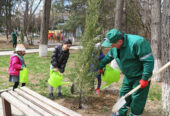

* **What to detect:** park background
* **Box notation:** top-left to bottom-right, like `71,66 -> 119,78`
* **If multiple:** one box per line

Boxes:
0,0 -> 169,116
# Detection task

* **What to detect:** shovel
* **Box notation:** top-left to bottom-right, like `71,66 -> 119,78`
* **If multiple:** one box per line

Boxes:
112,61 -> 170,113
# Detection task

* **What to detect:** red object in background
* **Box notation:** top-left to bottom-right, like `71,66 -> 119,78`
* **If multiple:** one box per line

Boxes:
48,33 -> 53,39
61,34 -> 64,41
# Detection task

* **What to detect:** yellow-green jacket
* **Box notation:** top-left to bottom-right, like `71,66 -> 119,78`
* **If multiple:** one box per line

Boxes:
99,34 -> 154,80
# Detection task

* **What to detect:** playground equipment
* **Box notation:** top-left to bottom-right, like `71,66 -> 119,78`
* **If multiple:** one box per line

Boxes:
48,30 -> 64,42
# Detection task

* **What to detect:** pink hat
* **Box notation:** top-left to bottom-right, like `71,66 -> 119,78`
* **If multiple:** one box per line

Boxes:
15,44 -> 26,51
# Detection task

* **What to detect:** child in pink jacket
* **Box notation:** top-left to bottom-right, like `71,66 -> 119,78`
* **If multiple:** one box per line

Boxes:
8,44 -> 26,90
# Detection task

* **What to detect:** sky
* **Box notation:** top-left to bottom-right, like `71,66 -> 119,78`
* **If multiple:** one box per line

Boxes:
34,1 -> 44,14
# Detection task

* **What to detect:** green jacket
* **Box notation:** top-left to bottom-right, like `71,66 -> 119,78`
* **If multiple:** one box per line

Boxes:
11,32 -> 17,44
99,34 -> 154,80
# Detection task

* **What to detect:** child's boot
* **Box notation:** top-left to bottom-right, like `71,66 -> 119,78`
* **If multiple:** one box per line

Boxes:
49,93 -> 54,100
58,92 -> 63,98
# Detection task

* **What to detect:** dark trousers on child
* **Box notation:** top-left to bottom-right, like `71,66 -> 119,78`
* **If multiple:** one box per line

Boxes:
97,74 -> 101,89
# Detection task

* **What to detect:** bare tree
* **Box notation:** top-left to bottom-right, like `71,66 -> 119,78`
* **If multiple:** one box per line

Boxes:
39,0 -> 52,57
135,0 -> 151,40
1,0 -> 23,43
115,0 -> 124,30
151,0 -> 162,81
23,0 -> 42,44
4,0 -> 12,42
161,0 -> 170,115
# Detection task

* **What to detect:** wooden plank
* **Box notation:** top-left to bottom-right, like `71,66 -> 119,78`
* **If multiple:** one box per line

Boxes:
9,90 -> 53,116
1,92 -> 41,116
1,97 -> 12,116
15,89 -> 67,116
0,87 -> 12,95
21,87 -> 82,116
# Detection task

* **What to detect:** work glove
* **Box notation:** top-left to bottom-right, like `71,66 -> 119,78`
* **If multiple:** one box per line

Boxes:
99,69 -> 104,74
139,79 -> 149,88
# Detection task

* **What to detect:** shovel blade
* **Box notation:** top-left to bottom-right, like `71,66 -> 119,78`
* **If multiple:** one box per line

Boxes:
112,97 -> 126,113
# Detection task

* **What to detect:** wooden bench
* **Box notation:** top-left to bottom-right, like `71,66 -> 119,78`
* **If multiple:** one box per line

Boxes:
1,87 -> 82,116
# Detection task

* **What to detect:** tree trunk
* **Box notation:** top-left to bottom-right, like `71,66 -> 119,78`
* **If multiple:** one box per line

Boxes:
161,0 -> 170,115
8,0 -> 11,34
115,0 -> 124,30
124,0 -> 128,33
5,0 -> 9,42
151,0 -> 162,82
24,0 -> 30,44
39,0 -> 51,57
24,0 -> 42,45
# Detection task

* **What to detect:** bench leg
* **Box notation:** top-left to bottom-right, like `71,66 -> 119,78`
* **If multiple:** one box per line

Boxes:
2,97 -> 12,116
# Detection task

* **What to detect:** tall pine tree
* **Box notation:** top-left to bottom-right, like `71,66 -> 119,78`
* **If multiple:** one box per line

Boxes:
74,0 -> 101,108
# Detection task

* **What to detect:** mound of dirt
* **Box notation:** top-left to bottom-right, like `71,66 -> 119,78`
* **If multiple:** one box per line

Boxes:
55,91 -> 118,116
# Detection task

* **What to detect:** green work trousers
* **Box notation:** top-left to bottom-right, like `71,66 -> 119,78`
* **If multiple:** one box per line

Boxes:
118,76 -> 150,116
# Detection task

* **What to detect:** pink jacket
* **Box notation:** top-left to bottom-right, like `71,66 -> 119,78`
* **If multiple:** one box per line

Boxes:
8,54 -> 25,76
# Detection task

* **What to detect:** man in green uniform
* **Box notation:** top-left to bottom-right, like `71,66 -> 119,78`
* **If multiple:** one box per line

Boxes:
11,31 -> 17,48
99,29 -> 154,116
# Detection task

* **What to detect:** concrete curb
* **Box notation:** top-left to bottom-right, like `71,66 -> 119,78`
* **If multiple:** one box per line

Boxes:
0,46 -> 81,56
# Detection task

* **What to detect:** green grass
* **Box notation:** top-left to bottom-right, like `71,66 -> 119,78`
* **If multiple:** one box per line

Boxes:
0,46 -> 14,51
0,51 -> 79,98
0,55 -> 10,67
148,83 -> 162,101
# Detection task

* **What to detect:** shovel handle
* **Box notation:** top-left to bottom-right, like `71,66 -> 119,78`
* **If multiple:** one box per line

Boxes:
124,61 -> 170,98
124,85 -> 141,98
152,61 -> 170,78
